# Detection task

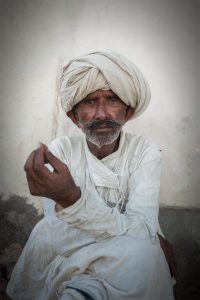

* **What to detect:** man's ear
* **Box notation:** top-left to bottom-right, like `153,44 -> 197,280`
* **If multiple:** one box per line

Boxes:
125,106 -> 135,122
66,110 -> 81,128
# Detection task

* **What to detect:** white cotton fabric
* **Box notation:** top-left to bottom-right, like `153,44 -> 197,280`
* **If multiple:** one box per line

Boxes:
7,132 -> 174,300
59,51 -> 151,118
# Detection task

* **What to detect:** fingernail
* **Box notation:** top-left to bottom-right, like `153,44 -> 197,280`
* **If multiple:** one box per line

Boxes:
38,141 -> 43,147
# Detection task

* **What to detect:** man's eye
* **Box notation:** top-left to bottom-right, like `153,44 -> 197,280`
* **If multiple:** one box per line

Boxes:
108,97 -> 119,103
83,99 -> 95,105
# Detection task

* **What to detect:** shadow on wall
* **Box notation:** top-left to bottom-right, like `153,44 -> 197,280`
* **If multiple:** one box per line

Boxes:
0,194 -> 200,300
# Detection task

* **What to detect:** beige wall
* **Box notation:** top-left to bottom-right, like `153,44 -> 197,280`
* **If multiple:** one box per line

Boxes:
0,0 -> 199,209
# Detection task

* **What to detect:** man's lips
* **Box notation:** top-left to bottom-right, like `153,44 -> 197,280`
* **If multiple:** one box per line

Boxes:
92,126 -> 113,132
90,123 -> 115,131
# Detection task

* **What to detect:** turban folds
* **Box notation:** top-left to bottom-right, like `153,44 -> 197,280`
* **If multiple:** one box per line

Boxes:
59,51 -> 151,119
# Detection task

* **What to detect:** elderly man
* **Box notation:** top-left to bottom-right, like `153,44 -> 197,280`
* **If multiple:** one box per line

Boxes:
7,51 -> 176,300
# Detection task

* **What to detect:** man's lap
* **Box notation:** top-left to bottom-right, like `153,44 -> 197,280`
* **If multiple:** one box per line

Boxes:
7,217 -> 173,299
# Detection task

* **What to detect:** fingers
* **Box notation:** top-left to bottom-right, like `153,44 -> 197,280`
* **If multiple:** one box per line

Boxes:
43,145 -> 69,174
33,144 -> 50,177
24,144 -> 50,178
24,151 -> 35,172
24,151 -> 40,182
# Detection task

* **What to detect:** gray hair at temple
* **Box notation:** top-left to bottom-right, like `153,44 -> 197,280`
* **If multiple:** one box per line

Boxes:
59,51 -> 151,119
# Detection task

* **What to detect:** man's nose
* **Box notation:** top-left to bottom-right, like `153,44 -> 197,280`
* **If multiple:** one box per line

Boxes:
94,103 -> 108,119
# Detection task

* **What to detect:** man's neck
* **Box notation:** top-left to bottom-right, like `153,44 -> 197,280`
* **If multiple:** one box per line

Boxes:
87,136 -> 120,159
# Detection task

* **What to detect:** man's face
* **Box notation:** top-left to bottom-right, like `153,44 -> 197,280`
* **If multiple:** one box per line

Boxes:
69,90 -> 132,148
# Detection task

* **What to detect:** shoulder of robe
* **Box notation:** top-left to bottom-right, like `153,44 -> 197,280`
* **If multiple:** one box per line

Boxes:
123,132 -> 161,165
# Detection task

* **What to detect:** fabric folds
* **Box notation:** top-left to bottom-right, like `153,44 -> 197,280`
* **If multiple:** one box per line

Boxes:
59,51 -> 151,118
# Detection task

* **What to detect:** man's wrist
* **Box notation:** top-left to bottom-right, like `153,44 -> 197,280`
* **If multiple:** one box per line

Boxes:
54,187 -> 81,208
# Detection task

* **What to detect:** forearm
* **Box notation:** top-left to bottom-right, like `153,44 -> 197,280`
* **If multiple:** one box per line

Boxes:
56,185 -> 152,241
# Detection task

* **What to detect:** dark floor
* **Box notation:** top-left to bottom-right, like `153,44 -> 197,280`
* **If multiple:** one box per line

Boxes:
0,194 -> 200,299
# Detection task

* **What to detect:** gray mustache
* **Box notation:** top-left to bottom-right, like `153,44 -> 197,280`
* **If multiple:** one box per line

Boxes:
84,119 -> 123,130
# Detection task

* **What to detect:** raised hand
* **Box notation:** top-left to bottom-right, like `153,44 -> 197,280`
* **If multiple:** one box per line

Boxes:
24,143 -> 81,208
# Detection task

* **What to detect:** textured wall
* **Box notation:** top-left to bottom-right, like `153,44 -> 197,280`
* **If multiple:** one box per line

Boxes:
0,0 -> 199,208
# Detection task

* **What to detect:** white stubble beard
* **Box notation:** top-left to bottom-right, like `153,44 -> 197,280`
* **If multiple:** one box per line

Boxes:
83,127 -> 122,149
79,119 -> 124,149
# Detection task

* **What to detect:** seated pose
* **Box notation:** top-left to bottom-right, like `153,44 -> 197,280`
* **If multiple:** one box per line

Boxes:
7,51 -> 177,300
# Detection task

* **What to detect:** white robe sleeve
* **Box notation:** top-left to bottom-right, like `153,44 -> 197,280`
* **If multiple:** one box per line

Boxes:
56,143 -> 162,242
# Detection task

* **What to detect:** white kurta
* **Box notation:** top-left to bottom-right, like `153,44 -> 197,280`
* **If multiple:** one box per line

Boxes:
7,132 -> 174,300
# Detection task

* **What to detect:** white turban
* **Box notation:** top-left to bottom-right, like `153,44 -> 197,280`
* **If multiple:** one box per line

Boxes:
59,51 -> 151,119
